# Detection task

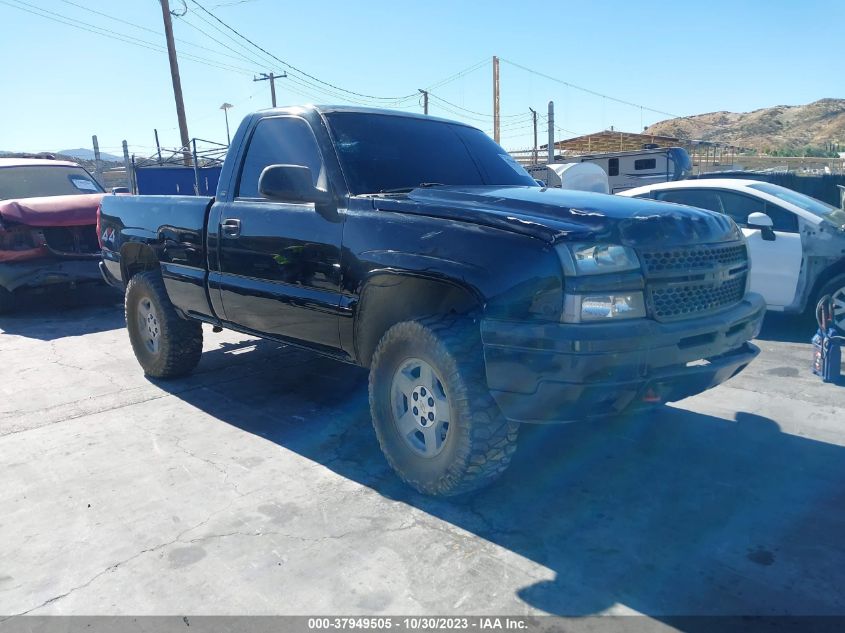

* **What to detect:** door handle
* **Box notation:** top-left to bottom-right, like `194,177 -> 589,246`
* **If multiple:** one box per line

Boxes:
221,218 -> 241,238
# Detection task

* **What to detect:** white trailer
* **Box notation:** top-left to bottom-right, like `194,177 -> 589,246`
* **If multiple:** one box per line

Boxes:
528,147 -> 692,194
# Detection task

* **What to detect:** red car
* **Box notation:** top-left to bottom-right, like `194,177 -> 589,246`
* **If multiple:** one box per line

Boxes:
0,158 -> 106,313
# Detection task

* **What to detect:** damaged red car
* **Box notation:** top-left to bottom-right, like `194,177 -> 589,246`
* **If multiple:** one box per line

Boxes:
0,158 -> 106,313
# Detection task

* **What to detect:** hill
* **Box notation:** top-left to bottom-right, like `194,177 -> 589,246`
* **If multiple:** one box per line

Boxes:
0,151 -> 122,174
58,148 -> 122,162
644,98 -> 845,155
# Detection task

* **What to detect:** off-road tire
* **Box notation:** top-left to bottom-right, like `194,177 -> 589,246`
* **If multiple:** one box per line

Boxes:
0,286 -> 14,315
125,271 -> 203,378
369,315 -> 519,496
818,273 -> 845,334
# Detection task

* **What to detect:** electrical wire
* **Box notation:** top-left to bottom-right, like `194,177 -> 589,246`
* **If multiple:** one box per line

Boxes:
188,0 -> 419,103
423,58 -> 489,91
501,57 -> 684,120
1,0 -> 256,77
502,57 -> 738,133
55,0 -> 250,66
178,7 -> 419,109
427,93 -> 523,119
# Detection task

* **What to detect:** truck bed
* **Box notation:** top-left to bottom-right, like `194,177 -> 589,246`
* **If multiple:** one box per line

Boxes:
99,194 -> 215,319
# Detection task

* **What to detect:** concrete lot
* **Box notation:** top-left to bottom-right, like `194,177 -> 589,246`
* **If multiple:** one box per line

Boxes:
1,285 -> 844,617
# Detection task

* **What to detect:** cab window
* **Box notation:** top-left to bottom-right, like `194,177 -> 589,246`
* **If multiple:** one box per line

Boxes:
237,117 -> 324,199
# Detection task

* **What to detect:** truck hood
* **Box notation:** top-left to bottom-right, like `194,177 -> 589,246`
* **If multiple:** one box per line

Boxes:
0,193 -> 104,227
372,185 -> 741,247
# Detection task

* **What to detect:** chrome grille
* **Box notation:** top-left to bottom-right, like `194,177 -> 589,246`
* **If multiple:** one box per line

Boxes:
641,242 -> 748,322
641,244 -> 747,274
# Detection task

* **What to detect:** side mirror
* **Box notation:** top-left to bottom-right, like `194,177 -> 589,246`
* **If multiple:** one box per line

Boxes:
747,212 -> 776,241
747,212 -> 773,228
258,164 -> 331,205
534,179 -> 547,187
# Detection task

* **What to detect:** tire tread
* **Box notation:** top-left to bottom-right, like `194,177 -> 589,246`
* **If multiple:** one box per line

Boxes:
125,272 -> 203,378
369,313 -> 518,496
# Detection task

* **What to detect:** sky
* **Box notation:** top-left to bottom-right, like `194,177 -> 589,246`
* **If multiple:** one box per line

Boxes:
0,0 -> 843,159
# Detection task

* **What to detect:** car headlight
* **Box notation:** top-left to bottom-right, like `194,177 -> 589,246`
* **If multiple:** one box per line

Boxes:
557,243 -> 641,275
562,292 -> 646,323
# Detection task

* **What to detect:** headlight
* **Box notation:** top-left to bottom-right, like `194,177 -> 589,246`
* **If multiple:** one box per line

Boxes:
562,292 -> 646,323
557,243 -> 641,275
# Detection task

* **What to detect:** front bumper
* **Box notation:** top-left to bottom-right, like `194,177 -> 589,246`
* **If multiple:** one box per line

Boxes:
0,257 -> 103,292
482,292 -> 766,423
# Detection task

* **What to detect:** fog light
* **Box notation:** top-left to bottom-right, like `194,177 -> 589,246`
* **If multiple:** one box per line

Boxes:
563,292 -> 646,322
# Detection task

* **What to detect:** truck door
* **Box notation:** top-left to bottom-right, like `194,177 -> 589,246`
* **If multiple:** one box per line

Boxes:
211,115 -> 343,351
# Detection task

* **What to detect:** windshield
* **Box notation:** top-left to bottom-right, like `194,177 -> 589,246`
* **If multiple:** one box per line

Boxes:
0,165 -> 104,200
747,181 -> 845,227
325,112 -> 537,195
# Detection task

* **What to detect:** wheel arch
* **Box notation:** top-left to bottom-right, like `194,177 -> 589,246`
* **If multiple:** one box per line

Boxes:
120,242 -> 160,283
354,272 -> 483,367
804,257 -> 845,311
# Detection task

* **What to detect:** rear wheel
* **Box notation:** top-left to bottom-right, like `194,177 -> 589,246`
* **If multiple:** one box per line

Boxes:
818,273 -> 845,334
0,286 -> 14,314
125,271 -> 203,378
368,315 -> 519,496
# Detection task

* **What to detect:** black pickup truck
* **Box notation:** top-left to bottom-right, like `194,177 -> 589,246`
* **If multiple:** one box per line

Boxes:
99,106 -> 765,496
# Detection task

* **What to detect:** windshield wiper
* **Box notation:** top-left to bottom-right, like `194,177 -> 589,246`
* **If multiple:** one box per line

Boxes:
378,182 -> 445,194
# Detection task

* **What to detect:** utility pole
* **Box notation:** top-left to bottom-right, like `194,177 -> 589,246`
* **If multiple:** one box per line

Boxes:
254,72 -> 286,107
418,89 -> 429,115
91,135 -> 103,186
122,140 -> 134,193
159,0 -> 191,166
154,129 -> 163,165
529,108 -> 538,165
220,103 -> 233,145
493,56 -> 500,143
547,101 -> 554,164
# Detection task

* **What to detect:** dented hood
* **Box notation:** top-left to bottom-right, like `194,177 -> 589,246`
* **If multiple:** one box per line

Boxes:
0,193 -> 104,227
374,185 -> 741,247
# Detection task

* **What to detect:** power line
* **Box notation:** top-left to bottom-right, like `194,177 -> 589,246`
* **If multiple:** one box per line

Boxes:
188,0 -> 418,103
424,58 -> 489,91
56,0 -> 248,65
426,93 -> 523,120
500,57 -> 685,121
180,7 -> 273,67
56,0 -> 374,111
179,6 -> 418,108
1,0 -> 255,77
502,58 -> 737,134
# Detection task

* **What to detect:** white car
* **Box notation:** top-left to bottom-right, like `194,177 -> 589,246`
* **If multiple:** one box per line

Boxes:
620,179 -> 845,330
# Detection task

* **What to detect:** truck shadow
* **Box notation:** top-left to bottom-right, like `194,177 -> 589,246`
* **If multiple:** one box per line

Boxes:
0,284 -> 124,340
159,337 -> 845,617
756,310 -> 817,344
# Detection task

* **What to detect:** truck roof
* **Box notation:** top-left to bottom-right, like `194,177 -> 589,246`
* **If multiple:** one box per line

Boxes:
255,104 -> 476,129
0,157 -> 82,168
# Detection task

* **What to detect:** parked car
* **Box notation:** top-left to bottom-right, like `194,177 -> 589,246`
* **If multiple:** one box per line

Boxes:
620,179 -> 845,330
0,157 -> 106,312
99,106 -> 765,496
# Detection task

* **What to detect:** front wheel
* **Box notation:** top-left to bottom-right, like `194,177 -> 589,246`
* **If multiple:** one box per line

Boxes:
368,315 -> 519,496
125,271 -> 203,378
